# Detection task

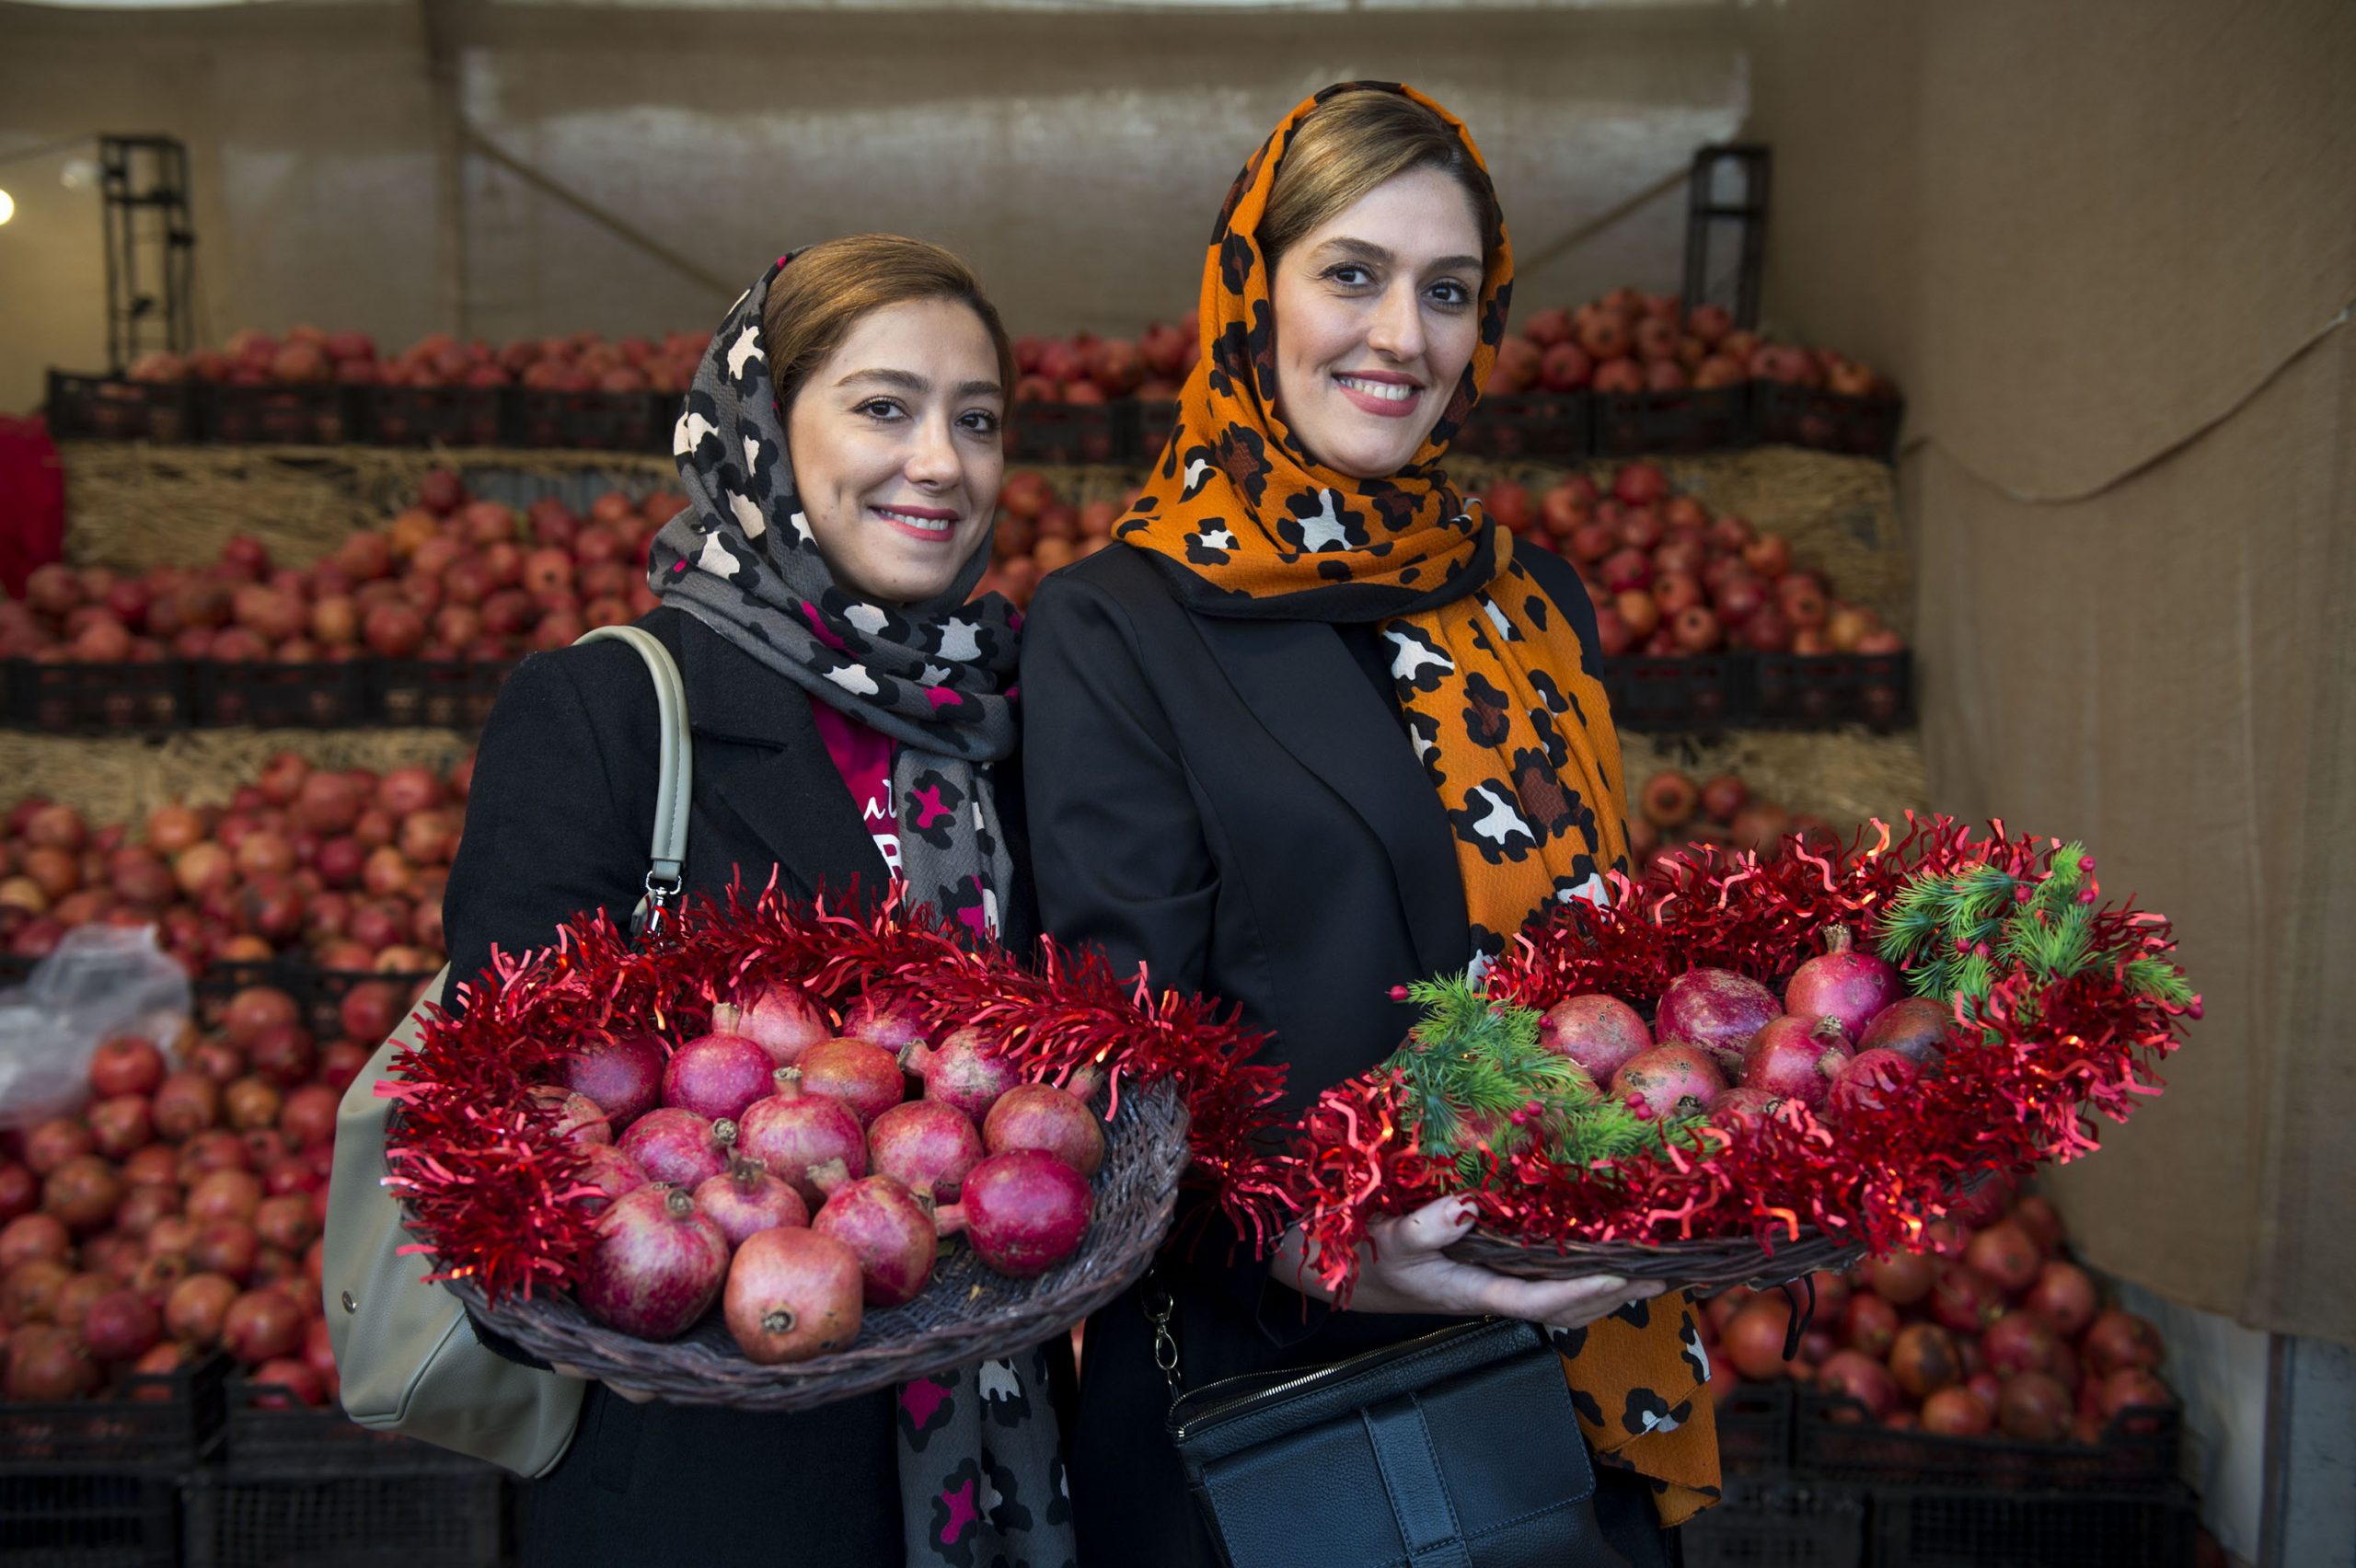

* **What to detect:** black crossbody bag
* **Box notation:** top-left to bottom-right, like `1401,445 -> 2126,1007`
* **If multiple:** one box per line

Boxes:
1156,1280 -> 1622,1568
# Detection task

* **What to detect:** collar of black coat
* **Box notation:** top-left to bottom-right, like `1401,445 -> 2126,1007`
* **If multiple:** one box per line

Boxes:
653,609 -> 893,905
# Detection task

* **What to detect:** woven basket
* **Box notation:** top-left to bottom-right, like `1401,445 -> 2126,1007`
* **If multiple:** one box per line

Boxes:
1444,1226 -> 1865,1294
445,1079 -> 1189,1411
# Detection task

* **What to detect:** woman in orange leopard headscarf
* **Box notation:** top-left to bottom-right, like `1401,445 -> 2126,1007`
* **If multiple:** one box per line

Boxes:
1022,84 -> 1719,1566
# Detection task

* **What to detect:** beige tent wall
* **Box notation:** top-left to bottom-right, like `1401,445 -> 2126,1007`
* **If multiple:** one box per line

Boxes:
2,0 -> 1760,412
1744,0 -> 2356,1347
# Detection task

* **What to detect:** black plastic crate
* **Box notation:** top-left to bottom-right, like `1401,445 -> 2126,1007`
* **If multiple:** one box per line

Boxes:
363,385 -> 508,449
4,660 -> 192,733
368,658 -> 517,730
1869,1482 -> 2196,1568
215,1378 -> 482,1481
1795,1389 -> 2182,1495
1135,398 -> 1183,462
1712,1381 -> 1795,1478
44,371 -> 199,444
1007,399 -> 1130,466
1591,384 -> 1750,458
1454,392 -> 1593,463
191,659 -> 371,728
1749,383 -> 1903,463
0,1471 -> 179,1568
0,1352 -> 228,1475
511,388 -> 669,453
1746,651 -> 1912,731
197,383 -> 358,445
1680,1479 -> 1865,1568
1600,653 -> 1741,732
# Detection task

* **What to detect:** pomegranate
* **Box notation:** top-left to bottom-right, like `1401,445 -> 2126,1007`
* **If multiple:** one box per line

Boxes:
82,1288 -> 162,1361
725,1226 -> 863,1364
155,1072 -> 222,1139
841,991 -> 930,1055
693,1156 -> 809,1247
577,1186 -> 729,1340
615,1108 -> 729,1189
1782,926 -> 1900,1042
2098,1367 -> 2175,1419
1818,1349 -> 1900,1420
1653,968 -> 1779,1078
662,1032 -> 775,1123
1888,1322 -> 1963,1399
5,1258 -> 72,1322
1996,1372 -> 2073,1442
1738,1016 -> 1852,1110
1930,1261 -> 2004,1334
43,1157 -> 124,1233
89,1035 -> 167,1098
1920,1385 -> 1994,1436
797,1038 -> 907,1127
529,1086 -> 613,1148
867,1100 -> 984,1199
191,1221 -> 259,1282
902,1027 -> 1022,1124
0,1162 -> 35,1223
1842,1291 -> 1900,1356
1964,1219 -> 2043,1295
563,1032 -> 666,1128
187,1169 -> 263,1224
1854,997 -> 1953,1072
933,1151 -> 1092,1278
571,1145 -> 649,1216
6,1326 -> 98,1401
1981,1309 -> 2062,1378
1610,1043 -> 1727,1120
1951,1170 -> 2017,1228
223,1288 -> 306,1363
1710,1087 -> 1784,1123
25,1119 -> 95,1176
2083,1310 -> 2165,1377
278,1084 -> 339,1150
712,984 -> 833,1068
982,1084 -> 1105,1177
1536,995 -> 1653,1084
2026,1261 -> 2099,1338
1826,1048 -> 1919,1122
2012,1194 -> 2066,1254
248,1359 -> 326,1408
808,1161 -> 939,1307
1721,1297 -> 1795,1381
736,1069 -> 868,1208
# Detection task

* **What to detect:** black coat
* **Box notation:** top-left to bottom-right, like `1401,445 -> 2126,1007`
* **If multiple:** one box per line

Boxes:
1020,544 -> 1669,1568
442,605 -> 1037,1568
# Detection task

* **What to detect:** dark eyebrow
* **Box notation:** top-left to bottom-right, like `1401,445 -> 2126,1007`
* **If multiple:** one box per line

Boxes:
837,368 -> 1003,400
1311,236 -> 1482,273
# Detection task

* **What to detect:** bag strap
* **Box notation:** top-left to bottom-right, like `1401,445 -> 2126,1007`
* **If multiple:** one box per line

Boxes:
574,625 -> 693,929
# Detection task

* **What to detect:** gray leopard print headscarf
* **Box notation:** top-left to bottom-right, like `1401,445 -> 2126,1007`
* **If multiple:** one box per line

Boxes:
649,253 -> 1020,940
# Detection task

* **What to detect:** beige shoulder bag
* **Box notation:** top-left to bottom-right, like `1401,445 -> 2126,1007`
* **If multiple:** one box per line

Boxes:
322,625 -> 692,1476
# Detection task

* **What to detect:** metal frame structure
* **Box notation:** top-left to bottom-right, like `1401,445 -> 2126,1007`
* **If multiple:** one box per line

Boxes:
1683,143 -> 1772,330
99,134 -> 196,371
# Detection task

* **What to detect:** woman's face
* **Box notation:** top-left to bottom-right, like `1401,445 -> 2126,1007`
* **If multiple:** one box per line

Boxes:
1269,166 -> 1485,480
787,297 -> 1005,606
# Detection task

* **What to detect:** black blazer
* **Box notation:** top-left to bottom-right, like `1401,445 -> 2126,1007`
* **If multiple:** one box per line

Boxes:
443,605 -> 1034,1568
1020,543 -> 1666,1568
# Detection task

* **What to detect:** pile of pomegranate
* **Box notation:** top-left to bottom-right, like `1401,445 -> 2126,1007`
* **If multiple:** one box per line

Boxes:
0,473 -> 669,666
1473,462 -> 1904,660
1626,767 -> 1850,873
125,329 -> 710,398
1539,926 -> 1947,1130
0,752 -> 468,978
558,984 -> 1101,1362
1012,317 -> 1200,406
0,990 -> 404,1409
1482,287 -> 1896,403
1700,1177 -> 2176,1448
972,470 -> 1122,610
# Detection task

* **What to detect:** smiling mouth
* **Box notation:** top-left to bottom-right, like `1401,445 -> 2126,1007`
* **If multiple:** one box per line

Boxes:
1335,375 -> 1419,402
873,505 -> 959,536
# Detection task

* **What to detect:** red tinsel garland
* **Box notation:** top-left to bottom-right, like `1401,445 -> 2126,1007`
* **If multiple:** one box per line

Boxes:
1266,816 -> 2197,1299
383,884 -> 1288,1305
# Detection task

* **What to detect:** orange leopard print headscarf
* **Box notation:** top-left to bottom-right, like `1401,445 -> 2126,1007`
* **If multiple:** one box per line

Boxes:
1117,82 -> 1720,1527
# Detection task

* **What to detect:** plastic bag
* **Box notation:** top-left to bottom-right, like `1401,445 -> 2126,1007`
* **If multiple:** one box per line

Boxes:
0,925 -> 191,1127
